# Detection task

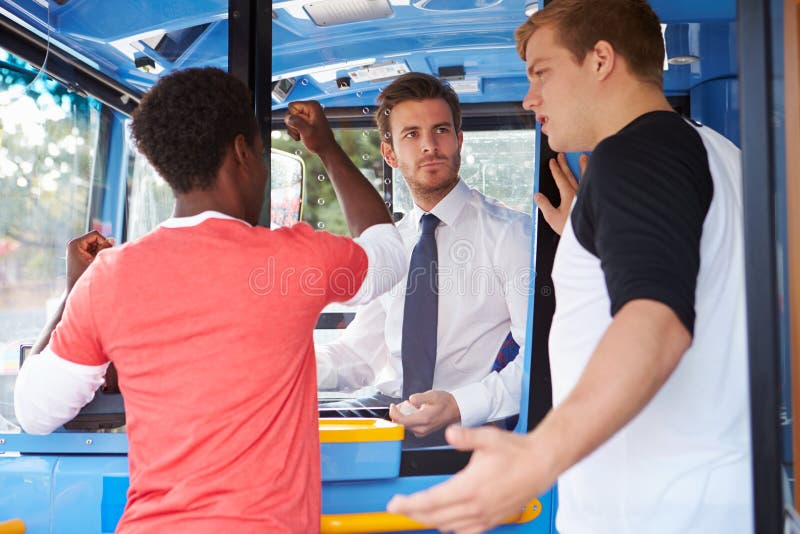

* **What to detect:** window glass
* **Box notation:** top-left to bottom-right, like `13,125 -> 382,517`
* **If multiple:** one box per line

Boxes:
125,125 -> 173,241
306,125 -> 537,443
271,128 -> 386,236
0,50 -> 104,425
393,130 -> 536,215
126,132 -> 310,239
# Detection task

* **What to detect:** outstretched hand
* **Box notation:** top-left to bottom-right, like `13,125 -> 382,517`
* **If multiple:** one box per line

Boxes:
534,152 -> 585,235
389,390 -> 461,437
387,425 -> 552,534
284,100 -> 337,155
66,231 -> 114,291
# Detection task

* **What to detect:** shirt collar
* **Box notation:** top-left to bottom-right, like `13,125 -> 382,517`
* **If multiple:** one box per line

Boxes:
159,210 -> 252,229
409,178 -> 470,231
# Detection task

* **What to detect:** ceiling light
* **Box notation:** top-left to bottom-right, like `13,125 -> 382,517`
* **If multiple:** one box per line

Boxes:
303,0 -> 392,27
524,1 -> 539,17
668,55 -> 700,65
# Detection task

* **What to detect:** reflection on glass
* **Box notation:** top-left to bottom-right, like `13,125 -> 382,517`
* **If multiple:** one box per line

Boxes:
393,130 -> 536,215
127,141 -> 307,239
272,128 -> 385,236
0,49 -> 103,425
126,123 -> 173,241
310,126 -> 537,451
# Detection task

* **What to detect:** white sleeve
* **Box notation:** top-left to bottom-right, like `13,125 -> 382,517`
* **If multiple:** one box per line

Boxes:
451,215 -> 533,426
316,297 -> 391,391
14,347 -> 109,435
451,357 -> 524,426
344,223 -> 406,306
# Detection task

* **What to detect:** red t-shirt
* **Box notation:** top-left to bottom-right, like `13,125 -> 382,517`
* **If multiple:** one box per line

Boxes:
50,218 -> 368,533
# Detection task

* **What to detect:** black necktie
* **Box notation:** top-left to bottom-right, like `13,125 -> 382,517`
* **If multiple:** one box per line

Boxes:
401,213 -> 440,400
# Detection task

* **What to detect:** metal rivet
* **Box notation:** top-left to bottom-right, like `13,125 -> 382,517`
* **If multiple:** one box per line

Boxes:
85,439 -> 93,445
0,438 -> 5,445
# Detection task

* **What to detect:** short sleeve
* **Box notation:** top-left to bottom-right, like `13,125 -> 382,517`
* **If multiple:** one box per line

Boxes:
294,223 -> 369,304
571,120 -> 713,335
49,259 -> 110,366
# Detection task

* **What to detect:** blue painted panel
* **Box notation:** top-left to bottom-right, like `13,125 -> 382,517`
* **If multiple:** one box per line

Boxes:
56,0 -> 228,42
0,432 -> 129,455
516,119 -> 543,433
663,22 -> 737,94
690,77 -> 740,147
322,477 -> 556,533
0,455 -> 56,533
0,460 -> 554,533
101,476 -> 129,534
52,456 -> 129,534
321,441 -> 401,481
88,110 -> 130,241
653,0 -> 735,22
2,0 -> 741,106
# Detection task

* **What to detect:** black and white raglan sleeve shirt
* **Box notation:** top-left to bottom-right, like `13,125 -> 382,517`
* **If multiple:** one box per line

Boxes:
549,111 -> 751,534
571,111 -> 713,335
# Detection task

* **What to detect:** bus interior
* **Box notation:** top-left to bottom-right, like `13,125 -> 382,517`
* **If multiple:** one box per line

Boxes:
0,0 -> 796,532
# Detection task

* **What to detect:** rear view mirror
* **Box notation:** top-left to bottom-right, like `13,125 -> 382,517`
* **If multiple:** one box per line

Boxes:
263,148 -> 304,228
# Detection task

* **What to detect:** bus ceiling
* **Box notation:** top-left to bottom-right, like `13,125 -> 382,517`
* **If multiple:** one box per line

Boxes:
0,0 -> 737,114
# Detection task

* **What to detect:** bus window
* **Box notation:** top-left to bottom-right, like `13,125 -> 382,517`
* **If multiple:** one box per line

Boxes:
126,125 -> 172,241
307,115 -> 537,452
0,49 -> 106,424
393,129 -> 536,215
126,135 -> 305,239
271,127 -> 385,235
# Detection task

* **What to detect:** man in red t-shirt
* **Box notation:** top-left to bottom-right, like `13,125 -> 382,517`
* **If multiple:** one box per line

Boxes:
14,67 -> 405,533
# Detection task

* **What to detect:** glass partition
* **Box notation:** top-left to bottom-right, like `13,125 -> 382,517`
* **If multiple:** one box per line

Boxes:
0,49 -> 105,426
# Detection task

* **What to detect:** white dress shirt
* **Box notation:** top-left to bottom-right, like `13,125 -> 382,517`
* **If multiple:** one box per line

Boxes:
316,180 -> 532,426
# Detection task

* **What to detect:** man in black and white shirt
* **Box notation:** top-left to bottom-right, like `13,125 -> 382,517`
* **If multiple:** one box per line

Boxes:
388,1 -> 752,532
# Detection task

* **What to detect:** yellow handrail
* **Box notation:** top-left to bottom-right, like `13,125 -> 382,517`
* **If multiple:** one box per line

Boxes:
0,519 -> 25,534
320,498 -> 542,533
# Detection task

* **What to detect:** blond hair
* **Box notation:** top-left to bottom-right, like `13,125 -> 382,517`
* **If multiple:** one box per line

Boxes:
515,0 -> 664,86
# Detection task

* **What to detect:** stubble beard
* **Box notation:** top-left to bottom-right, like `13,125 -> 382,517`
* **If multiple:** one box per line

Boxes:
405,152 -> 462,204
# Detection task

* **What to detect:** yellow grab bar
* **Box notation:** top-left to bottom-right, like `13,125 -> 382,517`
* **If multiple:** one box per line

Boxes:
321,498 -> 542,533
0,519 -> 25,534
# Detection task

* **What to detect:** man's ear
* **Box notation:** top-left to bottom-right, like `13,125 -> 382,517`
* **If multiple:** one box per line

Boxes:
232,134 -> 251,167
381,141 -> 398,168
591,39 -> 616,81
457,129 -> 464,151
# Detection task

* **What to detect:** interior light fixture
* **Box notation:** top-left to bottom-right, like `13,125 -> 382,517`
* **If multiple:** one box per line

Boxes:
524,1 -> 539,17
668,55 -> 700,65
304,0 -> 392,27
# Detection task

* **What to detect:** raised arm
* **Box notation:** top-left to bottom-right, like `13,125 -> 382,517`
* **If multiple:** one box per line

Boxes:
30,231 -> 114,355
285,101 -> 392,237
17,230 -> 114,435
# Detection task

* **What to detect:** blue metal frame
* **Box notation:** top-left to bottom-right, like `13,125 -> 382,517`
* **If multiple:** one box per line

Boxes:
738,0 -> 784,532
1,0 -> 780,532
0,0 -> 741,110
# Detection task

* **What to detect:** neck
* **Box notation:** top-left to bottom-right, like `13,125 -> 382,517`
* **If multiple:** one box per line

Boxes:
173,187 -> 246,220
411,178 -> 459,212
589,82 -> 673,150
